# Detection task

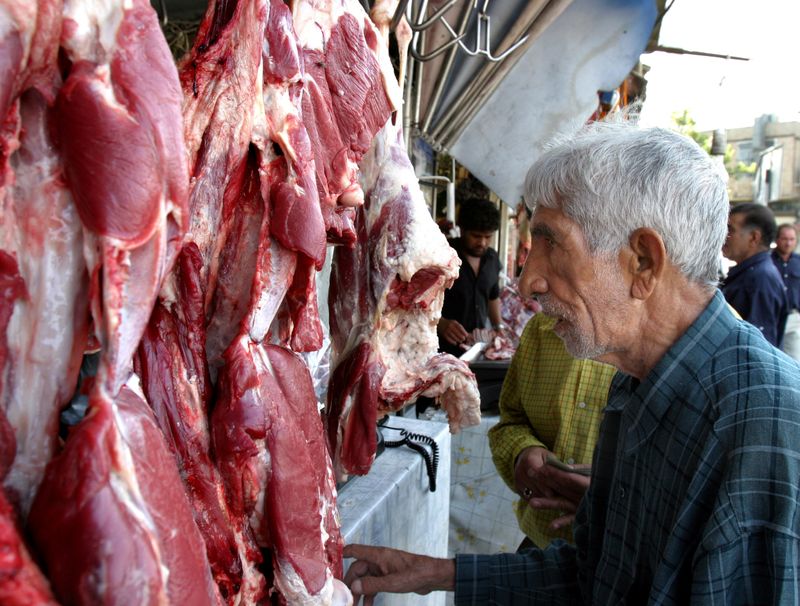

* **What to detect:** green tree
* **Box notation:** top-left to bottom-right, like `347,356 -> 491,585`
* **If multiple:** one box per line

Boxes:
671,110 -> 741,175
671,110 -> 711,151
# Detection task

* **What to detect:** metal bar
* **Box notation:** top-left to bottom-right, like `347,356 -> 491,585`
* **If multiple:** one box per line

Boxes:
430,0 -> 553,140
437,0 -> 574,148
651,45 -> 749,61
391,0 -> 412,31
421,1 -> 474,134
408,36 -> 464,62
406,0 -> 458,31
412,0 -> 428,129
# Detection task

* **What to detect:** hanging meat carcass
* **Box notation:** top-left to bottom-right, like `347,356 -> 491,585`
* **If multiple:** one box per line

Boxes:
0,0 -> 89,518
136,243 -> 267,604
291,0 -> 401,246
326,116 -> 481,476
134,0 -> 277,599
0,409 -> 56,605
26,0 -> 221,603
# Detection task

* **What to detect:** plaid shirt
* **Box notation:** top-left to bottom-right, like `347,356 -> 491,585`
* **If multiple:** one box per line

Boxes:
455,291 -> 800,605
488,313 -> 615,547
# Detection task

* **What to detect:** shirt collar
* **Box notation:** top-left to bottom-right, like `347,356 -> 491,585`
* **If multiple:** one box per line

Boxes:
726,250 -> 770,280
610,291 -> 735,453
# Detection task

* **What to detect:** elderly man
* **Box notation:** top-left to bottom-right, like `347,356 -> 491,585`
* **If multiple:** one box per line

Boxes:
343,122 -> 800,604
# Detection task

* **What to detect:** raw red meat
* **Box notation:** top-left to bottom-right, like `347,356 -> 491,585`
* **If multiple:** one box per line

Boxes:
0,409 -> 55,605
28,381 -> 220,606
180,0 -> 268,324
0,0 -> 62,120
56,0 -> 188,396
213,338 -> 344,605
292,0 -> 400,245
24,2 -> 224,604
326,118 -> 481,476
1,85 -> 88,514
136,244 -> 266,604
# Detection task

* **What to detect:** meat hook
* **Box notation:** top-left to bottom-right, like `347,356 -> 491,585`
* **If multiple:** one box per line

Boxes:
442,0 -> 529,63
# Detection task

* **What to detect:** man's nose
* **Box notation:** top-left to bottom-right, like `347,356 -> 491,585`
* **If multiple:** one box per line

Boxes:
518,255 -> 547,298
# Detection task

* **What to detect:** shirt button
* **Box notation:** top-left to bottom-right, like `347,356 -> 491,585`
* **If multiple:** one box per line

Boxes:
567,458 -> 575,465
618,486 -> 626,499
577,401 -> 587,409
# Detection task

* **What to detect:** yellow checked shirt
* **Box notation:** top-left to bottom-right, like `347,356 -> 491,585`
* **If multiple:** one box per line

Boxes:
488,313 -> 617,547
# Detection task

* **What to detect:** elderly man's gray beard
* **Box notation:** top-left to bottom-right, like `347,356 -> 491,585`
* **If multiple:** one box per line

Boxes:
536,255 -> 625,361
536,294 -> 609,360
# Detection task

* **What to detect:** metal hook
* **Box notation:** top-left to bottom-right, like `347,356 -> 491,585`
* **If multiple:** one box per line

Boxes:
157,0 -> 168,25
408,34 -> 465,62
391,0 -> 412,31
406,0 -> 459,31
442,2 -> 529,62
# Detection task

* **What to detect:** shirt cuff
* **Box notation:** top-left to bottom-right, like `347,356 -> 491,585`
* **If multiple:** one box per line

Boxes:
454,554 -> 493,605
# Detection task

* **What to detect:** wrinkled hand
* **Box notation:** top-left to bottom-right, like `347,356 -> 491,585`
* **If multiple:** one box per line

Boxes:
438,318 -> 469,347
343,544 -> 455,606
514,447 -> 590,531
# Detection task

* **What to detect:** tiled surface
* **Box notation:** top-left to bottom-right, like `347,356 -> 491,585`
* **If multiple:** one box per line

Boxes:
423,409 -> 524,556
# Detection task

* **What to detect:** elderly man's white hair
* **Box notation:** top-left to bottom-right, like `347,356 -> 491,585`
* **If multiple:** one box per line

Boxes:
524,121 -> 729,291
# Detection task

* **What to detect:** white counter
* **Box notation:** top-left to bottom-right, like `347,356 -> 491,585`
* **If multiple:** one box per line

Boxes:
339,415 -> 451,606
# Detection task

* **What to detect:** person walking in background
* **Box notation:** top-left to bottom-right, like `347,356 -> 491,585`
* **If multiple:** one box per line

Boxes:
772,223 -> 800,360
488,312 -> 615,550
721,202 -> 788,347
343,122 -> 800,605
437,198 -> 503,357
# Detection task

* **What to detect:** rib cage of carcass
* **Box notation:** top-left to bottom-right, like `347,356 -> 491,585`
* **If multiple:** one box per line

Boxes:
326,110 -> 481,479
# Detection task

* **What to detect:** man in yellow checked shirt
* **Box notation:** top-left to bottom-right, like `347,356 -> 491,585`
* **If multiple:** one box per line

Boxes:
488,312 -> 616,549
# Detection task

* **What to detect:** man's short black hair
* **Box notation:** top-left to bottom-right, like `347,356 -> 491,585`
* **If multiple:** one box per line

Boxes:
457,198 -> 500,232
730,202 -> 777,247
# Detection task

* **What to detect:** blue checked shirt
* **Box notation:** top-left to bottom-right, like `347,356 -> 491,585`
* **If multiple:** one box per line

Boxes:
455,291 -> 800,605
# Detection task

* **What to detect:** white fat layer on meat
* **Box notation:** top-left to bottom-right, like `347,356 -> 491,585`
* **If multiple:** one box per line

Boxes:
0,4 -> 20,44
157,272 -> 178,307
424,369 -> 481,432
356,119 -> 480,432
291,0 -> 345,52
275,559 -> 334,606
249,435 -> 270,545
2,100 -> 87,513
61,0 -> 128,64
107,376 -> 171,601
363,126 -> 460,284
231,528 -> 266,606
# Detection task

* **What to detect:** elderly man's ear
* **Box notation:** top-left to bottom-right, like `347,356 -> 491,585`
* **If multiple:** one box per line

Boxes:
627,228 -> 666,300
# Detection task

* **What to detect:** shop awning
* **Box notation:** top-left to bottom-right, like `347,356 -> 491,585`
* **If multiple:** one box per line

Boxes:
408,0 -> 658,207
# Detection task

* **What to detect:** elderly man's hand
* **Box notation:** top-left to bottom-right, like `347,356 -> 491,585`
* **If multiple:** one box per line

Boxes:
343,544 -> 455,605
437,318 -> 469,347
529,464 -> 590,531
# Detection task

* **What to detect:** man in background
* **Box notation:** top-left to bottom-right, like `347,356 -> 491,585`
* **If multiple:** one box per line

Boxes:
772,223 -> 800,360
438,198 -> 503,357
488,312 -> 615,549
721,202 -> 788,347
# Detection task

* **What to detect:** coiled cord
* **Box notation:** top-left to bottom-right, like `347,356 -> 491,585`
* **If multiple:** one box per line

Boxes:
381,426 -> 439,492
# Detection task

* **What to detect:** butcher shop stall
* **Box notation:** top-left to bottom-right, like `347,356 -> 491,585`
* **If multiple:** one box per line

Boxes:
0,0 -> 659,604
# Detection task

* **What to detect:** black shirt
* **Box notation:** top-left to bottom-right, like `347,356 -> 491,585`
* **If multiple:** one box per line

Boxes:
440,237 -> 501,356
